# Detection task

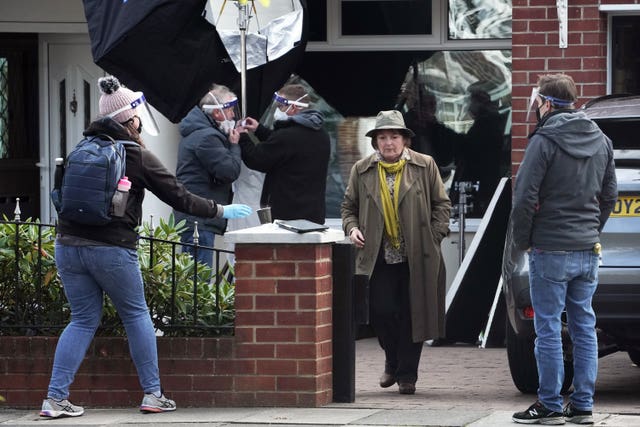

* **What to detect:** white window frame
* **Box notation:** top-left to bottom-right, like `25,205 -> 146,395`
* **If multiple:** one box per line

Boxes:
599,5 -> 640,94
307,0 -> 510,52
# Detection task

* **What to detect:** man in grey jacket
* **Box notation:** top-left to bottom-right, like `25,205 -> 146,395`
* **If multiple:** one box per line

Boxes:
511,74 -> 617,425
175,84 -> 242,268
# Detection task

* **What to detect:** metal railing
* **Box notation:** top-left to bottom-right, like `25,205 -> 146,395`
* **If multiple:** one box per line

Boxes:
0,211 -> 235,336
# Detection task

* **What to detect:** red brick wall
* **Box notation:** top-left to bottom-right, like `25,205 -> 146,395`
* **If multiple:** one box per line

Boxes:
230,243 -> 333,407
512,0 -> 639,174
0,243 -> 334,409
0,336 -> 234,408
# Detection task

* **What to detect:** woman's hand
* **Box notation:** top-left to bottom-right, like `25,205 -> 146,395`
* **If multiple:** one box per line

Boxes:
349,227 -> 365,248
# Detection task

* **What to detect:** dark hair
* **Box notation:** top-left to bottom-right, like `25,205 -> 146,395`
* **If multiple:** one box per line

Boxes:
278,84 -> 311,106
122,119 -> 145,148
370,129 -> 412,150
537,74 -> 578,107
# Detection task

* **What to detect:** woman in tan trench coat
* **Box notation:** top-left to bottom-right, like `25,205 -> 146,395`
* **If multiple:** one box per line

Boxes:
341,110 -> 450,395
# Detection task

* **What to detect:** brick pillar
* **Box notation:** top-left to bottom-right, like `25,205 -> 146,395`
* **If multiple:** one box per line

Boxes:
224,224 -> 345,407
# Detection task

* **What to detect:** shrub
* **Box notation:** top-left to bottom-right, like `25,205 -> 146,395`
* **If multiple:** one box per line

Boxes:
0,215 -> 234,336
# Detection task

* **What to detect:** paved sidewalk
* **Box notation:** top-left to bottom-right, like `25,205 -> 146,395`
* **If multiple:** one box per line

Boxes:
2,406 -> 640,426
2,338 -> 639,426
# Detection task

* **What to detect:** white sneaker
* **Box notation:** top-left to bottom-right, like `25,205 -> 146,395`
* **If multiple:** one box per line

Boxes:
140,392 -> 176,413
39,397 -> 84,418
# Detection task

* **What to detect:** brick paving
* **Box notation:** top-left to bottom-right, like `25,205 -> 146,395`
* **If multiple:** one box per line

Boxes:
343,337 -> 640,414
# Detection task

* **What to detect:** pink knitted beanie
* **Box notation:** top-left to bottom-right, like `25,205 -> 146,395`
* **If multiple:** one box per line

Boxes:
98,76 -> 139,123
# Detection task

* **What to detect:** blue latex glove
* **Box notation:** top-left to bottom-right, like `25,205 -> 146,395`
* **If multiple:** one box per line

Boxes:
221,204 -> 252,219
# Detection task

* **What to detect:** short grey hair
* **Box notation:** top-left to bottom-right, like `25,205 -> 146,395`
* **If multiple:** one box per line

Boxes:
199,84 -> 236,108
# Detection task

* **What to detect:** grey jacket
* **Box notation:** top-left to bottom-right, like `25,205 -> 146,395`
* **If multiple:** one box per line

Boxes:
511,110 -> 618,251
174,106 -> 242,234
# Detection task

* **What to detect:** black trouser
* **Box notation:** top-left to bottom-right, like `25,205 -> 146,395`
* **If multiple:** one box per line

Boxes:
369,254 -> 423,384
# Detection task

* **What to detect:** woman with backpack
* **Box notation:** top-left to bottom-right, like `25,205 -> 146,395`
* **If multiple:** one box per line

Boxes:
40,76 -> 251,418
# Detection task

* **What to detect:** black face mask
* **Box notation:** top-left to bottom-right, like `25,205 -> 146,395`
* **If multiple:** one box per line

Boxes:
535,105 -> 542,122
136,121 -> 143,134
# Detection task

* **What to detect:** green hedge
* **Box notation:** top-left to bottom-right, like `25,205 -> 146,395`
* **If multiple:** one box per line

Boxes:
0,215 -> 234,337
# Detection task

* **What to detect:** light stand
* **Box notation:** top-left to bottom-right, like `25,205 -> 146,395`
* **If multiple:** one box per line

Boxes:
453,181 -> 478,265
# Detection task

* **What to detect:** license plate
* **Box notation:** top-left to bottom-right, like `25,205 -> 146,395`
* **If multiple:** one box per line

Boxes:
610,195 -> 640,217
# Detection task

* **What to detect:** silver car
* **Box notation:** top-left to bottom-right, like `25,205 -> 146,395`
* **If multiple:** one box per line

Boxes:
502,94 -> 640,393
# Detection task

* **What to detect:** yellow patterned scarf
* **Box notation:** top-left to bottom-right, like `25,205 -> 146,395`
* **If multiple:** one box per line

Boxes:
377,159 -> 406,248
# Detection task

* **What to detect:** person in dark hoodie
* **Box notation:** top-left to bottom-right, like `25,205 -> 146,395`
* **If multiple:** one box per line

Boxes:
174,84 -> 243,268
511,74 -> 617,425
237,84 -> 330,224
41,76 -> 251,419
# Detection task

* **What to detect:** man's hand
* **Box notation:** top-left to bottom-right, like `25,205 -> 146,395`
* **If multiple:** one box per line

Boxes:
238,117 -> 259,133
228,128 -> 240,144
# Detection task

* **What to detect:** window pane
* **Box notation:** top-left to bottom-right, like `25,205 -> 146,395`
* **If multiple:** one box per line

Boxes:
612,15 -> 640,95
59,80 -> 66,158
396,51 -> 512,216
342,1 -> 432,36
84,80 -> 91,130
308,0 -> 327,42
448,0 -> 511,40
283,50 -> 512,219
0,57 -> 7,159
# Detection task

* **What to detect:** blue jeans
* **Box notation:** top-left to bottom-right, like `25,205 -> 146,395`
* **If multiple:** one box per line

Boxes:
180,228 -> 215,269
48,243 -> 161,399
529,248 -> 599,412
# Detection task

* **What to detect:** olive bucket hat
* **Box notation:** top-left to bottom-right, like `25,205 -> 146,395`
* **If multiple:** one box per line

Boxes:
365,110 -> 415,138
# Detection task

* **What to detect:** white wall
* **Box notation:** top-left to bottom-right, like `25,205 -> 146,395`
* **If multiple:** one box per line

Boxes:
139,110 -> 182,227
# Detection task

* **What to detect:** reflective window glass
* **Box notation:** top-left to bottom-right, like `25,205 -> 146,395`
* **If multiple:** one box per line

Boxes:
308,0 -> 327,42
611,15 -> 640,95
448,0 -> 511,40
276,50 -> 512,219
341,1 -> 432,36
0,58 -> 7,159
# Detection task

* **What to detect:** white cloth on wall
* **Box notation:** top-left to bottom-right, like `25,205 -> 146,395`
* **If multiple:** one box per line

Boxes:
227,161 -> 265,232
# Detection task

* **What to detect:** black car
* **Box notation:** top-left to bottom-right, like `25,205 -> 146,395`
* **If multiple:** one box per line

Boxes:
502,94 -> 640,393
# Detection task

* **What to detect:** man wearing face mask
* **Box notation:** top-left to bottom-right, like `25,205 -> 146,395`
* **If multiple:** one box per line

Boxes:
174,84 -> 242,268
511,74 -> 617,425
238,84 -> 330,224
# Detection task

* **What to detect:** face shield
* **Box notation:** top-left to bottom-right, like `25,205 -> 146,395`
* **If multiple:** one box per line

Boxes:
526,86 -> 575,121
203,95 -> 240,134
272,92 -> 309,111
271,92 -> 309,121
526,87 -> 541,121
107,92 -> 160,136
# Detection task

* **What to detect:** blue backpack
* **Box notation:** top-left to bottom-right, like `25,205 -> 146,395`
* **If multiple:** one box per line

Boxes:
51,135 -> 135,225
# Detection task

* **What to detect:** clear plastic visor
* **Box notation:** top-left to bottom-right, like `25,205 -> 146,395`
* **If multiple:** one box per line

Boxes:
107,92 -> 160,136
272,92 -> 309,110
202,97 -> 240,121
526,87 -> 574,120
526,87 -> 540,121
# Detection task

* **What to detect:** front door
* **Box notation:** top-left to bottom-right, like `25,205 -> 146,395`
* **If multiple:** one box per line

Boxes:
42,36 -> 103,222
0,34 -> 39,221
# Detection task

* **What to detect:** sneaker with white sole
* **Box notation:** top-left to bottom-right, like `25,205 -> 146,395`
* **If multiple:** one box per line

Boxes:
139,392 -> 176,413
39,397 -> 84,418
563,402 -> 594,424
513,400 -> 565,425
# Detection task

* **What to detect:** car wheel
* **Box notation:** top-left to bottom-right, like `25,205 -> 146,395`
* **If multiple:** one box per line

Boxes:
505,317 -> 574,394
629,349 -> 640,366
506,317 -> 538,393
